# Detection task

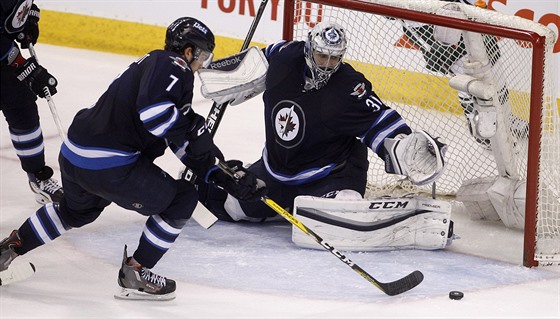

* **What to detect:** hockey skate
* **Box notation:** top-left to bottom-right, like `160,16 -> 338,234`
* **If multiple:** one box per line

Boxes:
115,245 -> 176,301
0,230 -> 35,286
0,230 -> 21,272
28,166 -> 64,204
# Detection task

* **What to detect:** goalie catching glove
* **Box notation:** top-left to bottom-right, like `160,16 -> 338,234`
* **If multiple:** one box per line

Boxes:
206,160 -> 267,202
382,130 -> 447,186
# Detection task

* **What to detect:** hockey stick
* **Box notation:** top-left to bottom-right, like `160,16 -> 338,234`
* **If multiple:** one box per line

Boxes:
215,160 -> 424,296
28,44 -> 67,141
180,0 -> 270,228
182,0 -> 268,184
0,262 -> 35,286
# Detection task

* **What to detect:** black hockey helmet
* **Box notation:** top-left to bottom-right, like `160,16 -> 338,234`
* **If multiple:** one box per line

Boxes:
165,17 -> 215,54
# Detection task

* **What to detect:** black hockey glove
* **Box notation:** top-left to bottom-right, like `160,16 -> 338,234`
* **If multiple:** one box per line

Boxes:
16,4 -> 40,49
16,57 -> 58,98
185,113 -> 224,176
208,160 -> 267,202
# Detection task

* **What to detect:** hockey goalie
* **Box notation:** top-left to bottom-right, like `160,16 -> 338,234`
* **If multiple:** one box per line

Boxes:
191,21 -> 453,252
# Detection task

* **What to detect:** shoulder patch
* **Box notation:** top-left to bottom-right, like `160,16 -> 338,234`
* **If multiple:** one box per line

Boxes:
170,56 -> 190,72
350,82 -> 367,100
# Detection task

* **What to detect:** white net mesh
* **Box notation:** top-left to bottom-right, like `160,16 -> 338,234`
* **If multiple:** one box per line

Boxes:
286,0 -> 559,265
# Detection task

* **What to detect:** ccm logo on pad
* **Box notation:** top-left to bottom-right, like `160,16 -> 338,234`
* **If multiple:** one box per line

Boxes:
369,201 -> 410,209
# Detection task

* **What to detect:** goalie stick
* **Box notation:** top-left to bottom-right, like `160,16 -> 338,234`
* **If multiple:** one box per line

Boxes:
215,159 -> 424,296
0,263 -> 35,286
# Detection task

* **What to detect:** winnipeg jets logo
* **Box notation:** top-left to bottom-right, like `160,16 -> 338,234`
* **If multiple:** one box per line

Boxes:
13,0 -> 33,29
323,27 -> 341,45
272,101 -> 305,149
276,105 -> 298,141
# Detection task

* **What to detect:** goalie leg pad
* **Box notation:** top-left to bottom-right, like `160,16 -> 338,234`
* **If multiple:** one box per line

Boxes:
488,177 -> 526,230
457,176 -> 526,229
456,176 -> 501,221
292,196 -> 453,251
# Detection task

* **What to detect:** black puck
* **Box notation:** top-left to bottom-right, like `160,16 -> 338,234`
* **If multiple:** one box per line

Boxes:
449,291 -> 464,300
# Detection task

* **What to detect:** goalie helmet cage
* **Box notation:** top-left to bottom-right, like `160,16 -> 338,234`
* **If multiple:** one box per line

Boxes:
282,0 -> 559,267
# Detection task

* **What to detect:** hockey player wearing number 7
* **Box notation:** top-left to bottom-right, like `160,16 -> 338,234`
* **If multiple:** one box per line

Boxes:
194,21 -> 453,251
0,17 -> 266,300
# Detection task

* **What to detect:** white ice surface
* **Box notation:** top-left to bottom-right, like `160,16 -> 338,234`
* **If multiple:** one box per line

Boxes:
1,44 -> 559,318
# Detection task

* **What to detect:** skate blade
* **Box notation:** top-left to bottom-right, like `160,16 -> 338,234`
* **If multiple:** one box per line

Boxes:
114,287 -> 176,301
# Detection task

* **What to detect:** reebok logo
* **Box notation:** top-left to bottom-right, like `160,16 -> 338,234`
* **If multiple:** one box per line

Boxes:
210,56 -> 242,70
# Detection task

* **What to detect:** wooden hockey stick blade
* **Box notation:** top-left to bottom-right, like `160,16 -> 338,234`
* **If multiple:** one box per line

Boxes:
0,262 -> 36,286
191,202 -> 219,229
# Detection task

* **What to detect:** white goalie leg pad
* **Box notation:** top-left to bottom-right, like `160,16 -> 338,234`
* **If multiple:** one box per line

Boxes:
383,130 -> 447,186
487,177 -> 526,230
456,176 -> 501,221
457,176 -> 526,229
292,195 -> 453,251
197,46 -> 268,106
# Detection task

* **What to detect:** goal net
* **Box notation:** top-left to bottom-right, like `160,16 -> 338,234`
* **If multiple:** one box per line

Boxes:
282,0 -> 559,267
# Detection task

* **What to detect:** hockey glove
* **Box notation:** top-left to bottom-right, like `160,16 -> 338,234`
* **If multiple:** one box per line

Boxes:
16,4 -> 40,49
382,130 -> 447,186
184,113 -> 224,176
207,160 -> 267,202
16,57 -> 58,98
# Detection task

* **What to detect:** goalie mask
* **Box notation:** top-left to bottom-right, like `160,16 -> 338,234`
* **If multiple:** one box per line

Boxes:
304,21 -> 347,90
165,17 -> 215,68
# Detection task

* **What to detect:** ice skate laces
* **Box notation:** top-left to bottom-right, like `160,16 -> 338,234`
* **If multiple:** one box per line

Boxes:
141,268 -> 167,288
39,178 -> 61,194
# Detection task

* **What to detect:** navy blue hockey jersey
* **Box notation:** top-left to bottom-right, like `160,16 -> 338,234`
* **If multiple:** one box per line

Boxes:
261,41 -> 412,185
61,50 -> 197,170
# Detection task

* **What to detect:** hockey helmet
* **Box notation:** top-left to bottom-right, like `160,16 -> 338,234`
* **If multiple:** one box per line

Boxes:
165,17 -> 215,67
304,21 -> 347,90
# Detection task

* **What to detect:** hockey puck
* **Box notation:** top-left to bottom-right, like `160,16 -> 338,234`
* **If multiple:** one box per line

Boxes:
449,291 -> 464,300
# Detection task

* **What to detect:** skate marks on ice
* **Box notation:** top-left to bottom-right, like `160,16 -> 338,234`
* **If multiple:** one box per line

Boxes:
65,218 -> 559,302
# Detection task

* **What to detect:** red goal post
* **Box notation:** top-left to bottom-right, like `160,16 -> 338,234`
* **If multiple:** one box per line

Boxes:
282,0 -> 559,267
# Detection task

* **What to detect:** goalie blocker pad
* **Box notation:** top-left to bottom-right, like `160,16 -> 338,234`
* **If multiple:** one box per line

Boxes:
293,196 -> 453,251
197,46 -> 268,106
